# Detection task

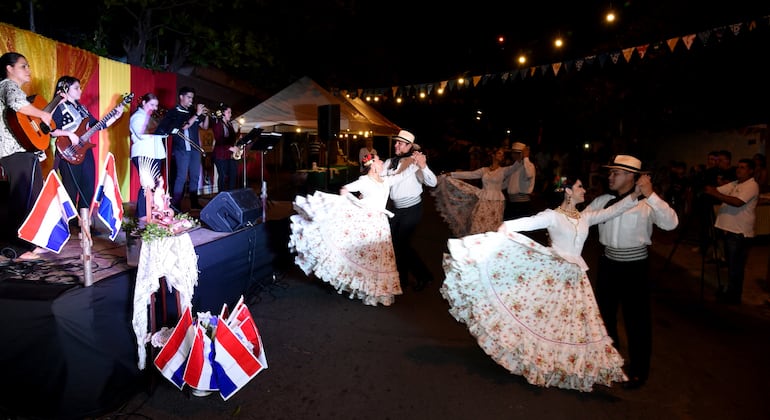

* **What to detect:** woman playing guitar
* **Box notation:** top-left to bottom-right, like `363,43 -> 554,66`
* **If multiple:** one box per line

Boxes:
0,52 -> 55,261
50,75 -> 124,213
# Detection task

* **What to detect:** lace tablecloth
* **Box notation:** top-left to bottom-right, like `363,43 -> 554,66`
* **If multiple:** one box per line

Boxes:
131,233 -> 199,369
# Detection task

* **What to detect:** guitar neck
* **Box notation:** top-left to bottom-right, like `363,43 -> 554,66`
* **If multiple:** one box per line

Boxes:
80,105 -> 121,142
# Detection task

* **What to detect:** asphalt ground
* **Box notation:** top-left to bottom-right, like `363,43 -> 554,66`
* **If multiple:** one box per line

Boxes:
94,185 -> 770,420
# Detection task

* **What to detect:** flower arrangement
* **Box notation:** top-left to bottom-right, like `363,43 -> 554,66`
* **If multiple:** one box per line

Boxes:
124,213 -> 200,243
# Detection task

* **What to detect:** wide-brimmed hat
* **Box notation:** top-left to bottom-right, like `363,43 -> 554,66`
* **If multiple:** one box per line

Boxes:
511,141 -> 527,152
393,130 -> 420,151
603,154 -> 648,173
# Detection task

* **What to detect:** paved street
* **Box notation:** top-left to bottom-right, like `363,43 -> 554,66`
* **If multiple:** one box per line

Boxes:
99,189 -> 770,420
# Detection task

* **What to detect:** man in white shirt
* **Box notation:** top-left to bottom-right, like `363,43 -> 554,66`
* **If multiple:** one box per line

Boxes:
586,154 -> 679,390
704,158 -> 759,305
383,130 -> 437,291
504,141 -> 536,220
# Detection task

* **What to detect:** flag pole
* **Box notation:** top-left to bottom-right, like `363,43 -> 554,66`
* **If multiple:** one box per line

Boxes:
80,208 -> 94,286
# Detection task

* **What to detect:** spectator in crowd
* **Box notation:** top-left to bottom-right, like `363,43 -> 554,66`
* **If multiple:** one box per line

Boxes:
716,149 -> 736,185
704,158 -> 759,305
752,153 -> 768,193
358,137 -> 377,173
308,137 -> 323,168
504,141 -> 536,220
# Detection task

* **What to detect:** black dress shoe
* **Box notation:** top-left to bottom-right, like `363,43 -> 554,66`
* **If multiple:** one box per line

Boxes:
622,376 -> 646,390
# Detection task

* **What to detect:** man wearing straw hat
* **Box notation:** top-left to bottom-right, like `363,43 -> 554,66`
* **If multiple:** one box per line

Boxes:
586,154 -> 679,390
383,129 -> 437,291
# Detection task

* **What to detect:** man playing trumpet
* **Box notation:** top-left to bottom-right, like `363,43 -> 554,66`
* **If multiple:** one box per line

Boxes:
157,86 -> 209,210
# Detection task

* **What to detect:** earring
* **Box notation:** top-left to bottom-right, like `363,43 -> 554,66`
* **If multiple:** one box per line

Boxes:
566,195 -> 571,205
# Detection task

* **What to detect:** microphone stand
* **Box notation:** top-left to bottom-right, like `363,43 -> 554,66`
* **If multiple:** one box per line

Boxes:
249,131 -> 281,222
237,128 -> 262,189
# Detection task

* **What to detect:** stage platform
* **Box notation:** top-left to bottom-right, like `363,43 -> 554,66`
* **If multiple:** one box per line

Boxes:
0,223 -> 279,419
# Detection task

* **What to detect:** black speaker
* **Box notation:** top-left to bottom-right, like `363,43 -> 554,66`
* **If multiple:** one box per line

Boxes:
200,188 -> 262,232
317,104 -> 340,142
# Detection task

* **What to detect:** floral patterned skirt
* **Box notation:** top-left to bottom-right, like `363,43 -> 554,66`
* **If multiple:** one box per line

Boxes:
440,230 -> 627,391
431,176 -> 504,237
288,191 -> 402,306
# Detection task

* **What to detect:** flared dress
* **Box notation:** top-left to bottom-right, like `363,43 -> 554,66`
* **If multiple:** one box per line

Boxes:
440,195 -> 638,391
431,166 -> 513,237
289,166 -> 417,306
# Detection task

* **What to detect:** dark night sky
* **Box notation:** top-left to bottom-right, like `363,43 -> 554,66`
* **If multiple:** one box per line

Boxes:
4,1 -> 770,150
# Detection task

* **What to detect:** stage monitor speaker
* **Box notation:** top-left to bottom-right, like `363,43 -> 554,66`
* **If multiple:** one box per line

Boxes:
317,104 -> 340,141
200,188 -> 262,232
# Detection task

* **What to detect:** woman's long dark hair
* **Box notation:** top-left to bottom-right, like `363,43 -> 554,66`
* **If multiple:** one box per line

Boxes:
0,52 -> 25,80
547,174 -> 580,208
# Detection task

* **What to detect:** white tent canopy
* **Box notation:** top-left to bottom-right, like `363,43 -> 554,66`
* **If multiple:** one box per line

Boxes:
235,76 -> 400,136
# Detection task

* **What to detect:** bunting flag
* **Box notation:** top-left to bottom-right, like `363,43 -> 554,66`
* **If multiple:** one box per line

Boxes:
154,307 -> 195,390
91,152 -> 124,240
18,171 -> 77,253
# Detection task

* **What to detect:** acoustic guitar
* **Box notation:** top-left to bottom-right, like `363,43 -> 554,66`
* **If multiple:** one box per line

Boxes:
5,94 -> 63,151
56,93 -> 133,165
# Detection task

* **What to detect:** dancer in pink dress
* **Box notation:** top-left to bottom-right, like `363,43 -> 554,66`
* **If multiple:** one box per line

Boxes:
289,153 -> 423,306
442,174 -> 647,391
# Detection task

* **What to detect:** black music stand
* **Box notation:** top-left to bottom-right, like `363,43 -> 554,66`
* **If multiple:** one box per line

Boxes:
237,128 -> 263,189
250,131 -> 282,222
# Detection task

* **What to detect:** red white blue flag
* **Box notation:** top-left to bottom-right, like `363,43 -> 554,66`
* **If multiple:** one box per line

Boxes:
228,300 -> 268,369
91,152 -> 123,240
18,171 -> 77,253
213,314 -> 265,400
183,318 -> 218,392
154,307 -> 195,390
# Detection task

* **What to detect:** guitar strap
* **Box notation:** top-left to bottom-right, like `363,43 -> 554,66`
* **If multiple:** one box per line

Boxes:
56,100 -> 94,132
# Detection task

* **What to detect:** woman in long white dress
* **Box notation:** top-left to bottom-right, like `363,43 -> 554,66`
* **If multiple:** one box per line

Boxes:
432,148 -> 514,237
289,153 -> 421,306
441,175 -> 646,391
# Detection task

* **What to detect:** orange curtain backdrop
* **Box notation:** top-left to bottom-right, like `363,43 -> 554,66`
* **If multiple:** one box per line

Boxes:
0,23 -> 16,52
97,57 -> 132,200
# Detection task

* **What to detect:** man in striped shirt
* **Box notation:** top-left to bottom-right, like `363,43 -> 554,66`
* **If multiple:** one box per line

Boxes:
586,154 -> 679,390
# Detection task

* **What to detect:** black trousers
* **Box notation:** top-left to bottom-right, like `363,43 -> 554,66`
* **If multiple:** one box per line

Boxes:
0,151 -> 42,252
58,148 -> 96,210
389,202 -> 433,286
595,255 -> 652,381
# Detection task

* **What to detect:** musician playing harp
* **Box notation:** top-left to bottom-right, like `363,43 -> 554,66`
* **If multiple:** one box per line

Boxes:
211,102 -> 239,192
156,86 -> 209,211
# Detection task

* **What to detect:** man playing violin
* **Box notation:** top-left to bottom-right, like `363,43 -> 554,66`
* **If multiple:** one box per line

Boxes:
157,86 -> 209,210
